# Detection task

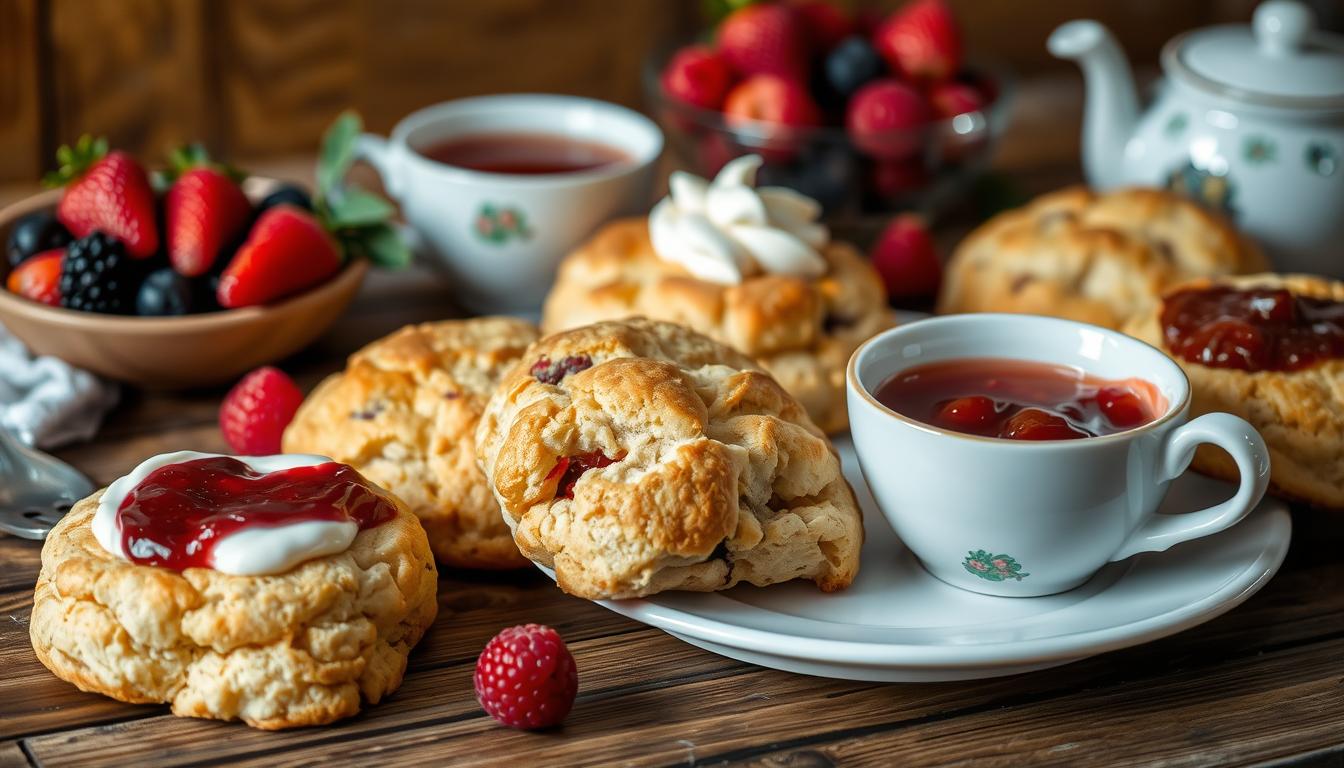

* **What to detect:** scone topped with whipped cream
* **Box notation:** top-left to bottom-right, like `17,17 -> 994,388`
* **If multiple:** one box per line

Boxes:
541,155 -> 892,433
475,317 -> 863,600
284,317 -> 539,569
30,452 -> 437,729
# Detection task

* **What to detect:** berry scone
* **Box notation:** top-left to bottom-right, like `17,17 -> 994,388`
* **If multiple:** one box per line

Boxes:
283,317 -> 539,569
540,155 -> 893,433
1126,273 -> 1344,509
937,186 -> 1267,330
30,452 -> 438,729
475,317 -> 863,600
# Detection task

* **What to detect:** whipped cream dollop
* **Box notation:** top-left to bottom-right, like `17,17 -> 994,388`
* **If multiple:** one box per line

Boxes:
93,451 -> 359,576
649,155 -> 830,284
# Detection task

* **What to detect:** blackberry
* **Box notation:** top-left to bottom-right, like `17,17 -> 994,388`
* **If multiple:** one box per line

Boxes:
59,232 -> 141,314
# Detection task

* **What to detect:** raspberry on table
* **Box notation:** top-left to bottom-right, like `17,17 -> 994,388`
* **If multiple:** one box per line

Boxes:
218,366 -> 305,455
474,623 -> 578,730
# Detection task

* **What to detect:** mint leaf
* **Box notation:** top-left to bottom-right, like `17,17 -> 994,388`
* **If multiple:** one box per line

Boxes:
355,223 -> 412,269
317,110 -> 361,199
325,187 -> 394,228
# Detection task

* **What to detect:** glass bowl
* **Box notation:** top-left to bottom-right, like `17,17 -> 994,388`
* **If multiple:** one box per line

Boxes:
644,51 -> 1014,229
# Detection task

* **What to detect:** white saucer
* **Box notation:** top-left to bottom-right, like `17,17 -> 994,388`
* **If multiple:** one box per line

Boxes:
557,436 -> 1292,682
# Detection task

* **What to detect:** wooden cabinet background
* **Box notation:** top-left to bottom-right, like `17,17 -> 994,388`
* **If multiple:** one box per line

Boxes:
0,0 -> 1319,183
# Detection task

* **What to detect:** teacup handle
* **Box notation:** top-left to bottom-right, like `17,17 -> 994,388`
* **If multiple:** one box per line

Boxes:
1110,412 -> 1270,561
353,134 -> 403,199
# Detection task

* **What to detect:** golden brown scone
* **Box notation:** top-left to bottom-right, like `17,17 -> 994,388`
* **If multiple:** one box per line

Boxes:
30,486 -> 438,729
284,317 -> 539,569
1127,273 -> 1344,509
541,218 -> 893,433
475,317 -> 863,599
938,186 -> 1267,329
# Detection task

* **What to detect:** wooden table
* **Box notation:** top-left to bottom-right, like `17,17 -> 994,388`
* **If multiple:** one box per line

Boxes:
3,79 -> 1344,768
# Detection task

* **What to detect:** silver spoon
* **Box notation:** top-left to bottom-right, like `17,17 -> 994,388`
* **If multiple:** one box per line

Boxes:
0,426 -> 94,540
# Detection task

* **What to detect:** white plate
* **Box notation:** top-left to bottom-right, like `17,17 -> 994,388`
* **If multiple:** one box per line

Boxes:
554,436 -> 1291,682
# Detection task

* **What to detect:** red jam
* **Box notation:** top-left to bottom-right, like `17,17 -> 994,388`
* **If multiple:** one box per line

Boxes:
1161,286 -> 1344,372
874,357 -> 1165,441
116,457 -> 396,571
545,451 -> 620,499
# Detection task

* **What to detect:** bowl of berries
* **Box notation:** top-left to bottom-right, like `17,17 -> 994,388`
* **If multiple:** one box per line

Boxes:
0,115 -> 407,389
650,0 -> 1010,224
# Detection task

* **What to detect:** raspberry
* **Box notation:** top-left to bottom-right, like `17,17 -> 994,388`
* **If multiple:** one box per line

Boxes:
218,366 -> 305,455
474,624 -> 578,730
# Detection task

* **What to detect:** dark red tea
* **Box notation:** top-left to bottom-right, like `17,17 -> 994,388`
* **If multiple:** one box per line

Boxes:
874,357 -> 1165,441
416,132 -> 630,175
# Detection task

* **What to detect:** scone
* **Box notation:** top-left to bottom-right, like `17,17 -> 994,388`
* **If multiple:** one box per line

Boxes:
284,317 -> 539,569
30,453 -> 437,729
1127,273 -> 1344,509
541,155 -> 892,433
475,317 -> 863,599
938,186 -> 1267,329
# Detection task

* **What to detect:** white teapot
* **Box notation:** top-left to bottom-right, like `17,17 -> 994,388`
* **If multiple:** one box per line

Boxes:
1049,0 -> 1344,277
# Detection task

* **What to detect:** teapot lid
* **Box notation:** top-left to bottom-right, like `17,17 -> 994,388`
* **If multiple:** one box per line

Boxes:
1164,0 -> 1344,109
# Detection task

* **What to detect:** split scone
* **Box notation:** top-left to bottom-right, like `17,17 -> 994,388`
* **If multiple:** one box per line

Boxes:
284,317 -> 539,569
541,155 -> 893,433
30,453 -> 438,729
475,318 -> 864,599
938,186 -> 1267,330
1127,273 -> 1344,509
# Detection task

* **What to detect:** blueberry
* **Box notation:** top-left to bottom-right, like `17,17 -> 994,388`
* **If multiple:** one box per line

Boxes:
256,184 -> 312,214
136,268 -> 197,316
7,211 -> 71,268
823,37 -> 885,103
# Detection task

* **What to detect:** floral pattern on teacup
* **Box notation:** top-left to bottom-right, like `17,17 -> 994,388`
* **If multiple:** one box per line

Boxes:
963,550 -> 1029,582
474,204 -> 533,244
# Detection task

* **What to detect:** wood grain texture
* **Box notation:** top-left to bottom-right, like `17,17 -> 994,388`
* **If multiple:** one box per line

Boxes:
0,742 -> 29,768
0,0 -> 43,180
47,0 -> 211,161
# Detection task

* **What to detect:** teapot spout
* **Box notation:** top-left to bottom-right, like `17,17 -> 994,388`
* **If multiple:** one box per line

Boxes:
1048,20 -> 1140,189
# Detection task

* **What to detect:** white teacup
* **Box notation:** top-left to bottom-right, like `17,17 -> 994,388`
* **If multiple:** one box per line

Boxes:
846,314 -> 1271,597
355,94 -> 663,312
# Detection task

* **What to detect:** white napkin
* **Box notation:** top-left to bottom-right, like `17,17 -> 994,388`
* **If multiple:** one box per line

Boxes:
0,324 -> 117,449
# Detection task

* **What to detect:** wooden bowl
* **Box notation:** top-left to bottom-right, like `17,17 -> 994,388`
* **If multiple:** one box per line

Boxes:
0,185 -> 368,389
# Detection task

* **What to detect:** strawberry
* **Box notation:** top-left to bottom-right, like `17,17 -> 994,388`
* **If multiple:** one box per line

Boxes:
790,0 -> 853,52
717,3 -> 810,80
216,206 -> 341,308
5,248 -> 64,306
929,81 -> 985,118
46,136 -> 158,259
870,214 -> 942,298
218,366 -> 305,455
846,79 -> 930,160
661,45 -> 735,111
724,74 -> 821,128
164,148 -> 253,277
873,0 -> 963,83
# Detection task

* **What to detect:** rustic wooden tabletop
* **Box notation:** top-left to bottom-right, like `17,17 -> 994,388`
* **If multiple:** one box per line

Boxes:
2,79 -> 1343,768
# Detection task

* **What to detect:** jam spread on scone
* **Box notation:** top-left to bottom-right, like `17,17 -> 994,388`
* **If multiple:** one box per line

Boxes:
1162,286 -> 1344,372
114,456 -> 396,571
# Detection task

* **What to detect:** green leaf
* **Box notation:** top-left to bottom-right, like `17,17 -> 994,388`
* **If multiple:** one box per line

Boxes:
325,186 -> 395,228
353,222 -> 411,269
317,110 -> 362,199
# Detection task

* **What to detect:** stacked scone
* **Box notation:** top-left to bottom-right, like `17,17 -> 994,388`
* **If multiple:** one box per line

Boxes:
543,155 -> 893,433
